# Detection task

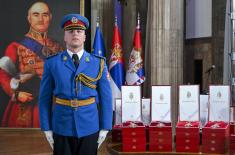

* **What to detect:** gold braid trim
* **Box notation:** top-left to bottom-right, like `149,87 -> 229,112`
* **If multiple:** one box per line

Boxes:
76,59 -> 104,89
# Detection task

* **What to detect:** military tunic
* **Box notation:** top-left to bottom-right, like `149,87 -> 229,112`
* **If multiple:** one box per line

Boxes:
39,50 -> 113,137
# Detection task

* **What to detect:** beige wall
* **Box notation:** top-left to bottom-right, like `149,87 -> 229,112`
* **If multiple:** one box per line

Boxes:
184,38 -> 212,92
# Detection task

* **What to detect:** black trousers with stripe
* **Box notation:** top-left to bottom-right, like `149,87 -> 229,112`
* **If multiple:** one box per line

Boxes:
53,132 -> 99,155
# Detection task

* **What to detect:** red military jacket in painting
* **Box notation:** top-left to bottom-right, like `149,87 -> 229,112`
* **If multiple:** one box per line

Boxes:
0,28 -> 63,128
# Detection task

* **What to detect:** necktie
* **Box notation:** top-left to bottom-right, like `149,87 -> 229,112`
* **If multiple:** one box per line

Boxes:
72,54 -> 79,68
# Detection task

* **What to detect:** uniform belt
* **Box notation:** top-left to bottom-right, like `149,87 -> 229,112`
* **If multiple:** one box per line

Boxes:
55,97 -> 95,107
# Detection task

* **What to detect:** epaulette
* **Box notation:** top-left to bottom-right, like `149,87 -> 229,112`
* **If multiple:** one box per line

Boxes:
91,53 -> 106,61
46,52 -> 59,59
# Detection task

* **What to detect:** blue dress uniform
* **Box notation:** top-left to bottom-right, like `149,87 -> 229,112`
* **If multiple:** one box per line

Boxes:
38,14 -> 113,139
39,50 -> 113,137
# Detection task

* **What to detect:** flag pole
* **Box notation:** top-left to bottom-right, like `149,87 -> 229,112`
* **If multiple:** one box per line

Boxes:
138,13 -> 144,98
96,16 -> 100,27
115,16 -> 118,27
137,12 -> 140,29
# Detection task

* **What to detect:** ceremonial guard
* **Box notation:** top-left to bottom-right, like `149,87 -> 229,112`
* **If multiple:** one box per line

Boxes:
39,14 -> 113,155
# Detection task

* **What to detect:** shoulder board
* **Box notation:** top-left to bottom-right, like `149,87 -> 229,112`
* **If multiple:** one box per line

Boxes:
46,52 -> 58,59
91,53 -> 106,60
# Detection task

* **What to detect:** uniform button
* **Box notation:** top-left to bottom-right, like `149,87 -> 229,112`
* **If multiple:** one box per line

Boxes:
73,107 -> 77,111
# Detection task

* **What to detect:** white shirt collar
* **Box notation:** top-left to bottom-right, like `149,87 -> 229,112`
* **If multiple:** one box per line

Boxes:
67,49 -> 84,60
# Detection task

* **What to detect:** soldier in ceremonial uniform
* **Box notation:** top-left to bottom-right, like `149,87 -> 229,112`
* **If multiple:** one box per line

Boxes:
0,2 -> 63,127
39,14 -> 113,155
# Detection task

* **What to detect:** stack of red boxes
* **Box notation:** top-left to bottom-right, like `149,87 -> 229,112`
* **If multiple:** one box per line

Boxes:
202,85 -> 230,154
176,85 -> 200,152
202,121 -> 229,154
112,124 -> 122,143
122,122 -> 146,152
112,98 -> 122,143
149,121 -> 172,152
230,107 -> 235,153
231,121 -> 235,134
231,122 -> 235,152
176,121 -> 200,153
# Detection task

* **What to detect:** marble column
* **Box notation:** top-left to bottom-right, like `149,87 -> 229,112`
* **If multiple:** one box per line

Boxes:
212,0 -> 226,84
144,0 -> 184,125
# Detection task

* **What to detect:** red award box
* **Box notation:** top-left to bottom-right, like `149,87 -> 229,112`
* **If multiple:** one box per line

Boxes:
176,121 -> 200,153
122,122 -> 146,152
230,106 -> 235,134
230,121 -> 235,152
231,122 -> 235,134
230,134 -> 235,152
112,125 -> 122,143
202,121 -> 229,154
149,121 -> 172,152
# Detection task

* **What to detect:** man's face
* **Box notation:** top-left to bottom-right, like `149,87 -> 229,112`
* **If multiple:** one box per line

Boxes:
28,2 -> 51,32
64,29 -> 86,50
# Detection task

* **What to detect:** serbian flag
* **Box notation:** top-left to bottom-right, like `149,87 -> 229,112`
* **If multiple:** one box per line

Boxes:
92,18 -> 106,57
109,17 -> 125,110
126,15 -> 145,85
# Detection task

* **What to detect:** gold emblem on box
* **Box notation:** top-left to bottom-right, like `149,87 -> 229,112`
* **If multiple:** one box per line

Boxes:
160,94 -> 164,101
211,133 -> 216,137
187,91 -> 191,98
217,91 -> 222,98
185,146 -> 190,150
211,140 -> 216,144
129,92 -> 134,100
131,132 -> 136,136
185,132 -> 190,136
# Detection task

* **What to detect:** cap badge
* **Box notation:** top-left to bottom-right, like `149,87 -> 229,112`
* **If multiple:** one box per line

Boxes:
71,17 -> 78,23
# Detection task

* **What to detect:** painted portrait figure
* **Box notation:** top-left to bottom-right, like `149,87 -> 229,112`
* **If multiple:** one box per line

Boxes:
0,1 -> 63,127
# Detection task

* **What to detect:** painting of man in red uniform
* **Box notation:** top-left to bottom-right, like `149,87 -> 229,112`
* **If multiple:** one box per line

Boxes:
0,1 -> 64,128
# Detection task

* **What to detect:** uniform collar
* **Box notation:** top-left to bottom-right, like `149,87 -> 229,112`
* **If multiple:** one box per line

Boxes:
62,50 -> 90,73
67,49 -> 84,60
26,27 -> 48,40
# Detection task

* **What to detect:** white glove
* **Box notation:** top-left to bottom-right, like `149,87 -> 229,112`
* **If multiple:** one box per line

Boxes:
97,130 -> 109,149
44,130 -> 54,150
